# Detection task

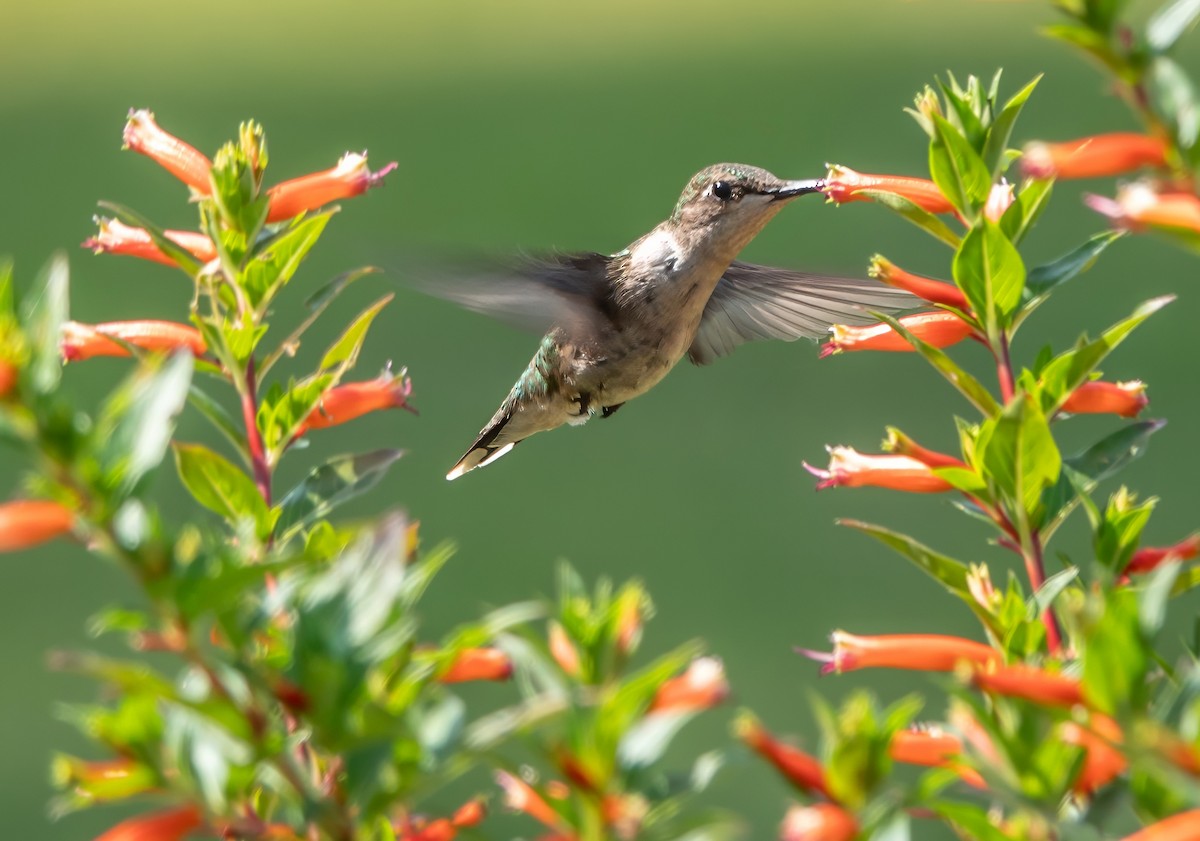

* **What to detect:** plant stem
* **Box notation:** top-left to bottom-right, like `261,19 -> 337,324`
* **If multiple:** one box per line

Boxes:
1022,529 -> 1063,656
241,356 -> 272,507
996,332 -> 1015,404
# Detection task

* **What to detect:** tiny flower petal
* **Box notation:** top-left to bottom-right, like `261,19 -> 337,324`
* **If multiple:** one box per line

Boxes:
0,500 -> 75,552
123,109 -> 212,194
780,803 -> 858,841
95,804 -> 203,841
869,256 -> 967,309
266,152 -> 398,223
1087,183 -> 1200,235
83,219 -> 217,266
823,164 -> 955,214
548,622 -> 581,676
1062,380 -> 1148,418
496,771 -> 565,830
439,648 -> 512,683
61,320 -> 206,361
1120,809 -> 1200,841
966,564 -> 1000,611
802,631 -> 999,675
294,371 -> 414,436
1124,534 -> 1200,576
1022,133 -> 1169,180
735,713 -> 829,796
804,446 -> 955,493
820,311 -> 973,357
971,663 -> 1086,708
1062,713 -> 1126,794
984,180 -> 1015,222
614,591 -> 643,655
648,656 -> 729,713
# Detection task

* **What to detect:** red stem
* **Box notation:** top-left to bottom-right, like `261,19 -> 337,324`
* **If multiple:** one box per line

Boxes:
1023,530 -> 1063,656
996,333 -> 1015,404
241,357 -> 272,507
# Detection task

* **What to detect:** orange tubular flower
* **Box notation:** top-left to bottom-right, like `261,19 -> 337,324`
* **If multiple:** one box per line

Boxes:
648,656 -> 729,713
869,256 -> 967,309
823,164 -> 955,214
803,446 -> 955,493
1022,133 -> 1169,180
0,500 -> 74,552
0,360 -> 15,398
399,820 -> 456,841
496,771 -> 566,831
780,803 -> 859,841
294,372 -> 414,436
1062,714 -> 1126,794
1124,534 -> 1200,576
735,714 -> 830,796
1086,183 -> 1200,235
1062,380 -> 1148,418
1120,809 -> 1200,841
548,622 -> 581,676
266,152 -> 398,223
61,320 -> 207,362
882,428 -> 967,469
820,311 -> 973,358
123,109 -> 213,194
452,799 -> 486,828
799,631 -> 998,675
83,219 -> 217,266
95,804 -> 203,841
890,728 -> 986,789
438,647 -> 513,683
971,664 -> 1086,708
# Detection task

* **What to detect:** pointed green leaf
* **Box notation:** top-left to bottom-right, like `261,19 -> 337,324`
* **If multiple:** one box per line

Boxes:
1022,230 -> 1123,309
872,311 -> 998,416
975,396 -> 1060,515
851,189 -> 962,247
1150,56 -> 1200,151
319,294 -> 393,374
21,252 -> 69,395
244,212 -> 332,313
1000,178 -> 1053,246
983,75 -> 1042,176
1148,0 -> 1200,52
274,449 -> 405,541
187,384 -> 249,466
173,442 -> 270,537
953,220 -> 1026,334
929,113 -> 992,213
96,201 -> 201,276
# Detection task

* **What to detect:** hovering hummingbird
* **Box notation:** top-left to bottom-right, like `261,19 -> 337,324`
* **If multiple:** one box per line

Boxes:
425,163 -> 914,480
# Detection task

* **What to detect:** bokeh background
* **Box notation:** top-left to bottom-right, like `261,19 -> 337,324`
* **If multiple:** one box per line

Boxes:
3,1 -> 1199,837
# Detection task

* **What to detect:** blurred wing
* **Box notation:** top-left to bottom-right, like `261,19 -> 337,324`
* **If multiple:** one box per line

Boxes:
406,252 -> 616,337
688,261 -> 919,365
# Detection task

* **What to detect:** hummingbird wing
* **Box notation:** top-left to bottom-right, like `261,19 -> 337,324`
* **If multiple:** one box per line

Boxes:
687,261 -> 919,365
405,252 -> 617,337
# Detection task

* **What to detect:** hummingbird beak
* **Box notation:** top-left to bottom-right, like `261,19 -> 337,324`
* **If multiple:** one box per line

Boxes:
765,179 -> 826,201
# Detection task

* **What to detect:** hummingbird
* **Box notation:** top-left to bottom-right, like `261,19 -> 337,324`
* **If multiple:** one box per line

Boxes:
426,163 -> 914,480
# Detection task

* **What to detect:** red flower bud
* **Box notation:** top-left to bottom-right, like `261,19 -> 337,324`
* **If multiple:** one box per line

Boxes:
266,152 -> 398,223
799,631 -> 998,675
614,592 -> 643,655
648,656 -> 728,713
61,320 -> 206,361
890,727 -> 986,789
1062,380 -> 1148,418
0,500 -> 75,552
83,219 -> 217,266
780,803 -> 858,841
294,372 -> 414,436
735,713 -> 830,797
971,664 -> 1086,708
452,799 -> 486,828
548,622 -> 581,676
803,447 -> 955,493
819,311 -> 973,357
1120,809 -> 1200,841
1022,133 -> 1169,180
823,164 -> 955,214
439,647 -> 512,683
1124,534 -> 1200,576
869,256 -> 967,309
123,109 -> 212,194
496,771 -> 565,831
1086,184 -> 1200,236
95,804 -> 203,841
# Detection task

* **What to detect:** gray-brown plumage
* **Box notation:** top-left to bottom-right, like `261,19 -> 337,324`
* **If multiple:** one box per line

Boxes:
428,164 -> 915,479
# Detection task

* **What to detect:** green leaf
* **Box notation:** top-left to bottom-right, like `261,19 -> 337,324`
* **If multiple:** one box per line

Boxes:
872,311 -> 998,416
187,384 -> 249,466
953,220 -> 1026,334
274,449 -> 405,541
319,294 -> 393,374
982,75 -> 1041,176
1082,589 -> 1151,715
1140,561 -> 1182,636
173,442 -> 270,538
975,396 -> 1060,516
1029,567 -> 1079,618
851,189 -> 962,247
928,113 -> 992,214
1000,178 -> 1053,246
210,141 -> 270,239
96,202 -> 202,276
21,252 -> 69,395
1041,24 -> 1124,74
98,351 -> 194,495
1148,0 -> 1200,52
1038,295 -> 1173,412
1150,56 -> 1200,151
243,212 -> 332,313
1020,230 -> 1123,322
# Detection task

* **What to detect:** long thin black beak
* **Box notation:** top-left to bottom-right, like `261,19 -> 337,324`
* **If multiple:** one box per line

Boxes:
766,178 -> 826,200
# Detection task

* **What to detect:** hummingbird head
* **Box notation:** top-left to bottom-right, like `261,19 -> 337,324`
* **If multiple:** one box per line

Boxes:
668,163 -> 822,258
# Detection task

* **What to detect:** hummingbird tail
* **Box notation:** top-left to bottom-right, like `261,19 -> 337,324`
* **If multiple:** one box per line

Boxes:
446,413 -> 520,480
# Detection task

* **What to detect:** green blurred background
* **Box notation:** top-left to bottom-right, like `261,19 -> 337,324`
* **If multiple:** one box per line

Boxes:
3,1 -> 1199,837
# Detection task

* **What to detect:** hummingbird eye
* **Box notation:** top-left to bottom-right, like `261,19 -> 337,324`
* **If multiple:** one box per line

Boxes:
710,180 -> 735,201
